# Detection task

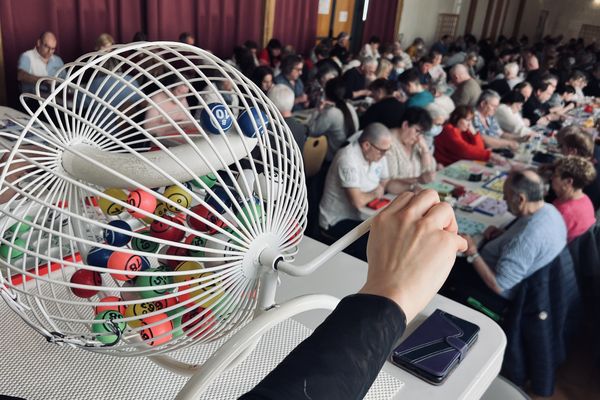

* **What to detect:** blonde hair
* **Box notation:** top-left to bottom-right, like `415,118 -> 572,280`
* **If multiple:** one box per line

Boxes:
95,33 -> 115,51
376,58 -> 393,79
554,155 -> 597,189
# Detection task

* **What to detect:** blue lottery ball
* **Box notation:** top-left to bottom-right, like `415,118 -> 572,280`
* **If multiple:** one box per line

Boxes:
87,247 -> 113,269
140,255 -> 151,272
200,103 -> 233,134
237,108 -> 269,138
103,220 -> 132,247
206,187 -> 235,214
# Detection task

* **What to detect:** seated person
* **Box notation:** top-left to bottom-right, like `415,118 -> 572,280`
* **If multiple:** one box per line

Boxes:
305,63 -> 338,108
319,123 -> 391,260
360,78 -> 405,129
95,33 -> 115,51
431,81 -> 456,116
428,50 -> 447,85
566,70 -> 588,103
268,84 -> 310,150
341,56 -> 377,100
423,102 -> 449,154
385,108 -> 436,193
495,91 -> 533,138
275,54 -> 308,111
250,66 -> 274,94
359,35 -> 381,59
485,62 -> 521,98
415,55 -> 434,88
308,77 -> 359,162
434,105 -> 505,166
583,63 -> 600,98
450,63 -> 482,107
17,31 -> 64,94
460,170 -> 567,301
144,76 -> 194,141
548,85 -> 576,116
522,81 -> 560,127
472,90 -> 520,149
551,156 -> 597,242
397,68 -> 434,108
375,58 -> 393,80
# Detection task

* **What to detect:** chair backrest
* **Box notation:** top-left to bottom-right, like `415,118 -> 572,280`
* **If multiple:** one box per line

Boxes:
303,135 -> 328,177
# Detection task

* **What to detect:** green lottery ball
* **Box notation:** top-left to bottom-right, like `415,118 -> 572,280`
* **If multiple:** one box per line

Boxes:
190,173 -> 217,189
0,238 -> 26,260
93,310 -> 126,344
8,216 -> 33,234
131,231 -> 160,253
166,307 -> 186,339
135,266 -> 174,299
185,234 -> 207,257
236,200 -> 263,229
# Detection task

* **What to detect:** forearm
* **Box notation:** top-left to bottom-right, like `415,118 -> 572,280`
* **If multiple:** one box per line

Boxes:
17,69 -> 40,85
349,187 -> 383,208
240,294 -> 407,400
471,257 -> 503,294
482,134 -> 512,149
386,178 -> 417,195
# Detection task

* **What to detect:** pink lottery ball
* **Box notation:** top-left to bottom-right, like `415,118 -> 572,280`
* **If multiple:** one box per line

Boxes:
107,251 -> 144,281
140,313 -> 173,347
127,189 -> 157,219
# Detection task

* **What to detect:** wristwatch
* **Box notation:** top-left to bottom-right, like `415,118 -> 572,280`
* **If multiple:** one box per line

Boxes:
466,252 -> 480,263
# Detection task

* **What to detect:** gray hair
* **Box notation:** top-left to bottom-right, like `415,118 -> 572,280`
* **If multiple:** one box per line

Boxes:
361,56 -> 378,67
358,122 -> 391,144
504,62 -> 519,78
425,102 -> 449,121
450,63 -> 468,78
507,169 -> 544,202
267,84 -> 294,114
477,89 -> 501,107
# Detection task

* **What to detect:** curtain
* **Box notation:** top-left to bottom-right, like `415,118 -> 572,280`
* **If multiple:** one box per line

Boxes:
361,0 -> 398,45
272,0 -> 319,56
1,0 -> 143,108
146,0 -> 264,59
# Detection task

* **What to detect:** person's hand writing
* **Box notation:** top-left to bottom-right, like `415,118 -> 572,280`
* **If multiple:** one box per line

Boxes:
360,190 -> 467,322
374,184 -> 385,199
483,226 -> 504,240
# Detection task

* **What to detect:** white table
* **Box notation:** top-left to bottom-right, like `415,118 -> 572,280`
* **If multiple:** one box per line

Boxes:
278,236 -> 507,400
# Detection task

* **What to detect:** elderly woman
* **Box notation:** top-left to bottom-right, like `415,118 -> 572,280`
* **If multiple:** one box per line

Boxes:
495,91 -> 533,138
472,90 -> 519,150
486,62 -> 522,97
551,156 -> 597,242
305,63 -> 338,108
434,105 -> 505,166
423,102 -> 449,154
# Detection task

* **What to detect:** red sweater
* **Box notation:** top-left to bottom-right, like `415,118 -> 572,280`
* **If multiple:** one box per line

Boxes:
434,123 -> 491,166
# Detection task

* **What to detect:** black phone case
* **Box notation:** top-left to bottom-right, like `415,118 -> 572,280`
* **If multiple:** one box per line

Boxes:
390,309 -> 480,385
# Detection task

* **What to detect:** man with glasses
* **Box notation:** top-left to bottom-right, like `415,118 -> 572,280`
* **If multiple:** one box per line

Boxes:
473,90 -> 520,150
274,54 -> 308,111
17,31 -> 64,94
319,123 -> 391,260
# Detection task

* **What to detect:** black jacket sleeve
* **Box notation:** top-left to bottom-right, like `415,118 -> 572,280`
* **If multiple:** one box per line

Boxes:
239,294 -> 407,400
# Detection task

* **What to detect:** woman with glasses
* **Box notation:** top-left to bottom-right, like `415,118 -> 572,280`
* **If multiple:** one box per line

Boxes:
274,54 -> 308,111
434,105 -> 506,166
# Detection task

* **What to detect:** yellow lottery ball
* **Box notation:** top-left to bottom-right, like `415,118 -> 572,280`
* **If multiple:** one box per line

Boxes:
193,271 -> 224,308
124,302 -> 160,328
173,261 -> 205,285
163,185 -> 192,211
98,188 -> 128,216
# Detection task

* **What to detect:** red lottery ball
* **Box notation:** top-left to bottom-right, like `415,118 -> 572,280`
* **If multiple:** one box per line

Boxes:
107,251 -> 144,281
150,215 -> 185,242
127,189 -> 157,219
188,204 -> 225,234
163,245 -> 189,269
95,296 -> 127,315
181,307 -> 215,339
153,296 -> 179,313
140,313 -> 173,347
70,269 -> 102,298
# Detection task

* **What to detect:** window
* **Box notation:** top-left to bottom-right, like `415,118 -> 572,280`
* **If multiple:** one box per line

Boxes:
579,24 -> 600,44
435,13 -> 459,39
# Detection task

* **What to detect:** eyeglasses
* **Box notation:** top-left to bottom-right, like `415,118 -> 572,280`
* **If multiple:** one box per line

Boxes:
369,142 -> 391,155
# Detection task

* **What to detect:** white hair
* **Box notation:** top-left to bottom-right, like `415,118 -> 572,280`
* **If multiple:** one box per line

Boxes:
425,102 -> 449,121
267,84 -> 294,114
504,62 -> 519,79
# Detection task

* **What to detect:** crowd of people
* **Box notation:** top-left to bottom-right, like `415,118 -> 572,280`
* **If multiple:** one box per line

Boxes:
11,28 -> 600,398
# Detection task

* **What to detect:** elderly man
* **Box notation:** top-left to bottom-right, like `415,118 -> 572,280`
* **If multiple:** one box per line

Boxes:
17,31 -> 64,94
342,56 -> 377,100
460,170 -> 566,302
275,54 -> 308,111
450,63 -> 482,107
319,123 -> 391,259
267,84 -> 309,150
486,62 -> 522,97
472,90 -> 520,150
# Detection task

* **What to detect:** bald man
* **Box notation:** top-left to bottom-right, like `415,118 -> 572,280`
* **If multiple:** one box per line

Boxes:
450,63 -> 481,107
17,31 -> 64,94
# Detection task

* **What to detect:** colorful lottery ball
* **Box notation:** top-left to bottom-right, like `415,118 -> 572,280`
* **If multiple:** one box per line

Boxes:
70,269 -> 102,298
153,295 -> 179,313
163,245 -> 189,269
206,187 -> 234,214
173,261 -> 205,285
153,202 -> 170,218
107,251 -> 144,281
188,204 -> 225,234
185,234 -> 207,257
127,189 -> 157,219
93,310 -> 126,344
163,185 -> 192,211
86,247 -> 113,268
124,301 -> 159,328
131,231 -> 160,253
236,199 -> 264,229
166,307 -> 186,339
103,220 -> 132,247
237,107 -> 269,138
95,296 -> 127,315
8,216 -> 33,234
0,238 -> 26,261
182,307 -> 215,339
190,173 -> 218,189
200,103 -> 233,134
135,266 -> 174,299
150,215 -> 185,242
139,313 -> 173,347
98,188 -> 127,216
193,271 -> 224,308
203,233 -> 240,268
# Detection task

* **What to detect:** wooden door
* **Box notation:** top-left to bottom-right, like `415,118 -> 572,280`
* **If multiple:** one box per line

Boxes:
316,0 -> 356,40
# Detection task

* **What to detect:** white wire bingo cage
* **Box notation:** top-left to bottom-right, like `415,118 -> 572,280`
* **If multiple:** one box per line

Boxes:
0,42 -> 371,398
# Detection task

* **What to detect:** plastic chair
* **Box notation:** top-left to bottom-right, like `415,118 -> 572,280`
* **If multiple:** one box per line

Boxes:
481,375 -> 530,400
303,135 -> 328,177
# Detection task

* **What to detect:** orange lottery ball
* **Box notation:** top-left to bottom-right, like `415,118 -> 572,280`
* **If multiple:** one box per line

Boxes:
140,313 -> 173,347
127,189 -> 157,219
95,296 -> 127,315
107,251 -> 144,281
